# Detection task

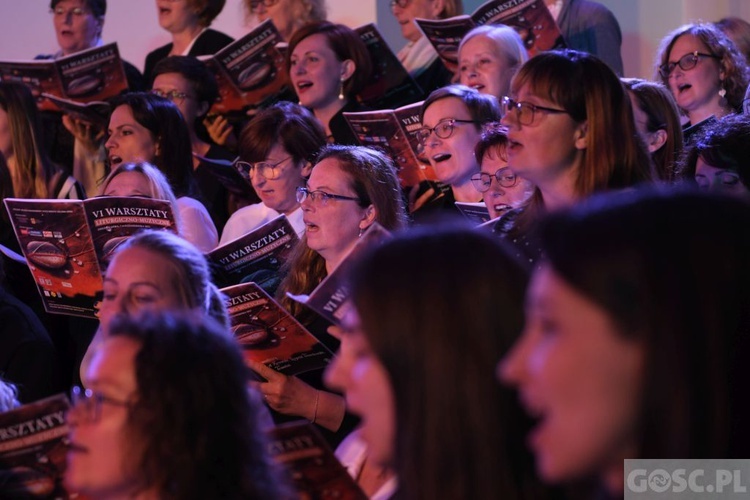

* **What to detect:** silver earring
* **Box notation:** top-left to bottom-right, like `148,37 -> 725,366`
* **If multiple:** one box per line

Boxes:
719,85 -> 728,107
358,226 -> 364,238
338,79 -> 345,101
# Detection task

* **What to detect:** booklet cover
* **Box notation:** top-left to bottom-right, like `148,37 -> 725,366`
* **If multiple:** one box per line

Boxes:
287,223 -> 390,326
207,214 -> 299,292
41,93 -> 111,127
415,0 -> 566,72
455,201 -> 491,225
0,394 -> 71,499
204,20 -> 290,114
4,197 -> 177,318
344,101 -> 438,188
0,43 -> 128,112
268,421 -> 367,500
355,23 -> 423,110
222,282 -> 332,376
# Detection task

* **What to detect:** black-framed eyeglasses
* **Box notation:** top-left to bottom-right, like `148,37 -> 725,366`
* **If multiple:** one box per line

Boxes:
501,96 -> 568,126
416,118 -> 479,146
471,167 -> 519,193
296,186 -> 361,206
70,386 -> 132,424
150,89 -> 194,105
389,0 -> 411,8
235,157 -> 290,181
659,51 -> 720,79
51,6 -> 89,16
249,0 -> 279,10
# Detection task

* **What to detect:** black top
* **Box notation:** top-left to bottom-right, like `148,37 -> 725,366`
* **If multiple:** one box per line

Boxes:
328,100 -> 371,146
143,28 -> 234,83
194,144 -> 236,231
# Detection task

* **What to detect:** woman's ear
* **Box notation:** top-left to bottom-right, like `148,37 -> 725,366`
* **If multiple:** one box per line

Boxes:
197,101 -> 210,118
154,138 -> 162,158
359,205 -> 377,230
340,59 -> 356,82
300,161 -> 313,178
646,129 -> 668,153
574,121 -> 588,150
429,0 -> 446,18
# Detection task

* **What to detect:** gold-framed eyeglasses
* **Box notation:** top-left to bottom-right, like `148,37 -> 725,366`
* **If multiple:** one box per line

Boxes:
249,0 -> 280,11
235,157 -> 290,181
501,96 -> 568,126
659,51 -> 720,79
296,186 -> 361,206
70,386 -> 132,424
389,0 -> 412,8
150,89 -> 194,105
471,167 -> 519,193
416,118 -> 479,146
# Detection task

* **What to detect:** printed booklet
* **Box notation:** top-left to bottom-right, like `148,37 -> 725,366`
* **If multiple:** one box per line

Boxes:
222,282 -> 332,376
4,197 -> 177,318
0,43 -> 128,112
415,0 -> 566,72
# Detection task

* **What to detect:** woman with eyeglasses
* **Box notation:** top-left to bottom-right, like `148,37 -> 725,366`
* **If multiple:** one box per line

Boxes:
656,23 -> 750,145
495,49 -> 651,262
220,102 -> 326,245
105,92 -> 218,251
389,0 -> 463,97
473,123 -> 534,220
244,0 -> 326,42
681,114 -> 750,201
264,145 -> 406,444
151,55 -> 243,230
67,311 -> 288,500
413,84 -> 501,218
144,0 -> 233,83
37,0 -> 145,196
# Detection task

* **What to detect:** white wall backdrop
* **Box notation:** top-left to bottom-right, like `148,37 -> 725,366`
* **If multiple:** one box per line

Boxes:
0,0 -> 747,79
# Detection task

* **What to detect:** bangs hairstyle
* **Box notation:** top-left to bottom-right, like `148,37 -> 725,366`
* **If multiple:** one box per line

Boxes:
474,122 -> 510,164
622,78 -> 684,182
151,56 -> 219,111
187,0 -> 226,27
50,0 -> 106,17
238,101 -> 326,166
680,113 -> 750,186
511,50 -> 652,195
108,92 -> 198,199
656,23 -> 750,111
420,84 -> 502,125
286,21 -> 373,99
458,24 -> 529,71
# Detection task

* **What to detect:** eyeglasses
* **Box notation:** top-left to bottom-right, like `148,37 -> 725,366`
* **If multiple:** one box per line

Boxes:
501,96 -> 568,126
416,118 -> 479,146
70,386 -> 132,424
51,6 -> 89,17
389,0 -> 412,8
150,89 -> 193,105
659,51 -> 720,79
296,186 -> 361,206
471,167 -> 519,193
235,157 -> 290,181
249,0 -> 279,11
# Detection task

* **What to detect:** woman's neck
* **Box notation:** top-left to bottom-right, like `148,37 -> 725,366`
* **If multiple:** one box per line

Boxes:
451,178 -> 482,203
170,25 -> 204,55
537,164 -> 579,212
314,98 -> 348,138
688,100 -> 730,126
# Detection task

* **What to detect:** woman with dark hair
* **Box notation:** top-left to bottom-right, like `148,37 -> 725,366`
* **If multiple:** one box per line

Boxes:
220,101 -> 327,244
681,113 -> 750,200
414,84 -> 502,216
622,77 -> 684,182
67,311 -> 288,499
500,189 -> 750,497
151,55 -> 238,229
144,0 -> 233,82
495,49 -> 651,261
263,145 -> 406,441
286,21 -> 373,144
327,224 -> 544,499
0,82 -> 84,199
105,92 -> 218,251
656,23 -> 750,144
